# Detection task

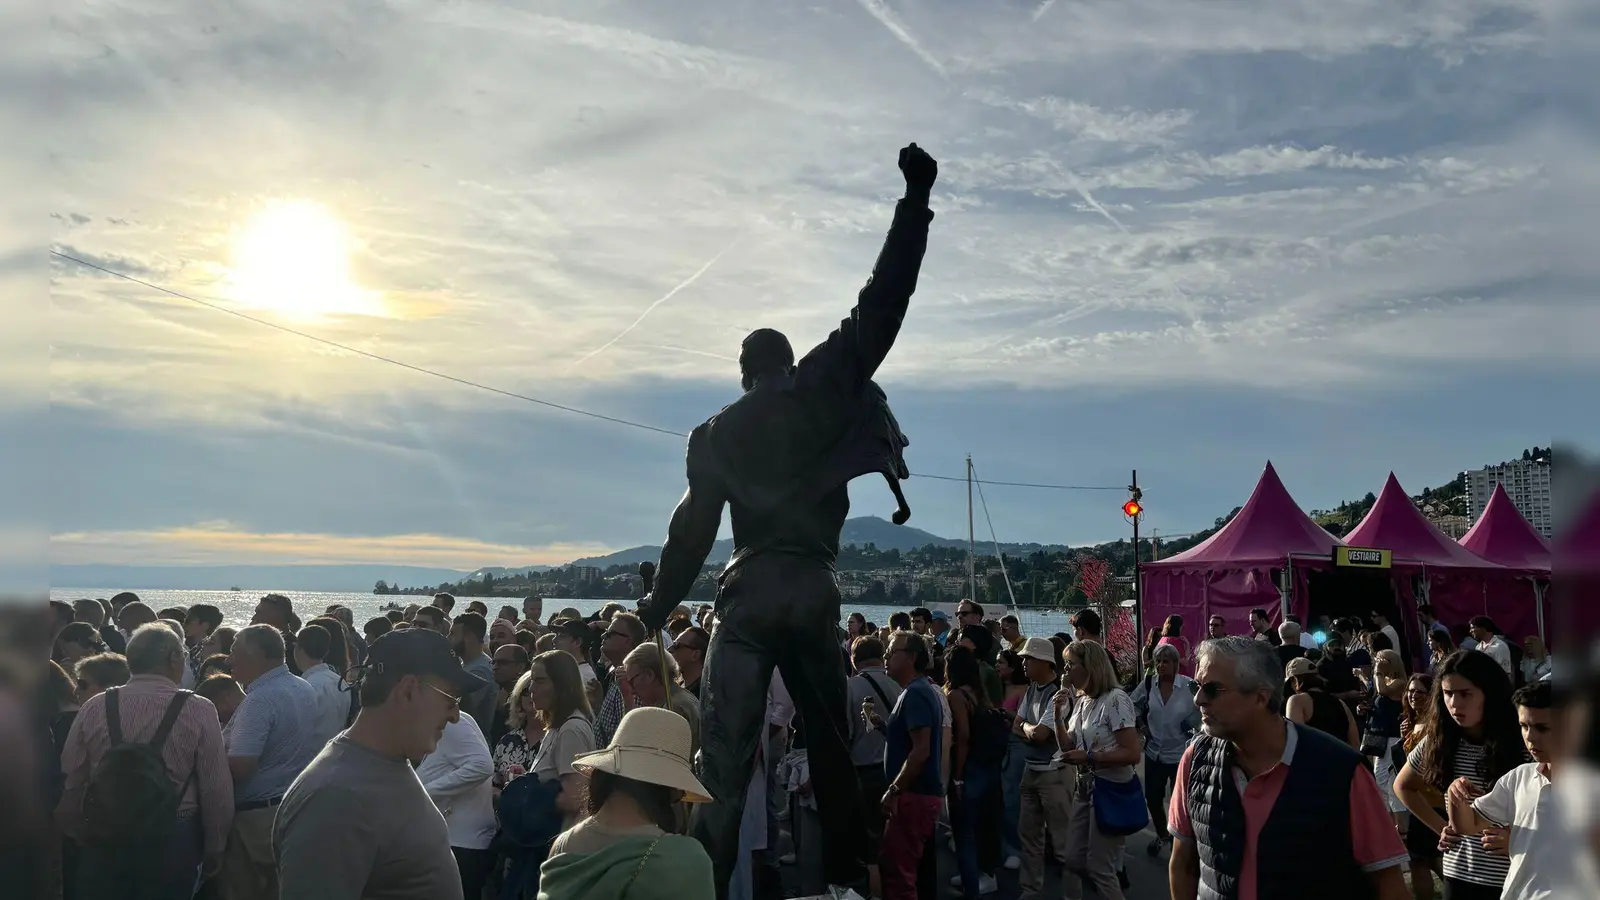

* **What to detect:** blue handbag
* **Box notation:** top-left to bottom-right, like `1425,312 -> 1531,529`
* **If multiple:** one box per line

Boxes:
1091,774 -> 1149,836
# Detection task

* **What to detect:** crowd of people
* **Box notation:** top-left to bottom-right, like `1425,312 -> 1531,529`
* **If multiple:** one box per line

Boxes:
28,590 -> 1596,900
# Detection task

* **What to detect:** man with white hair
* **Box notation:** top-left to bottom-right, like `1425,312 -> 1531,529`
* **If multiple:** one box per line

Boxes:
223,624 -> 319,900
1167,637 -> 1408,900
56,622 -> 234,897
1275,621 -> 1309,671
623,641 -> 702,755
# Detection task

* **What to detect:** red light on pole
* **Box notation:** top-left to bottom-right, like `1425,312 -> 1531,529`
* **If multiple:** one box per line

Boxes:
1122,499 -> 1143,518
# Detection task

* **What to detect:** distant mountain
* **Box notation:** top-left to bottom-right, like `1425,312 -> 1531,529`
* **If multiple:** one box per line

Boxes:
53,564 -> 471,593
564,516 -> 1067,569
464,565 -> 554,580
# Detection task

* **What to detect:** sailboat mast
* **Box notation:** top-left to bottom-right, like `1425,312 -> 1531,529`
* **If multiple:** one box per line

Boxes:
967,455 -> 977,606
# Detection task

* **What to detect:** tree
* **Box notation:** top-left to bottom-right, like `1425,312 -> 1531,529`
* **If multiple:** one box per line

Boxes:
985,571 -> 1011,607
861,580 -> 888,604
373,580 -> 390,595
889,580 -> 911,605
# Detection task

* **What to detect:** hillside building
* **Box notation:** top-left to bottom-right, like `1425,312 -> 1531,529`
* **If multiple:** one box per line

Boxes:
1467,458 -> 1553,537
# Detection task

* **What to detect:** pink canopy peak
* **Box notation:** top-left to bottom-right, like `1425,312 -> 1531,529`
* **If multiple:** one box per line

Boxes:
1147,461 -> 1343,567
1459,483 -> 1551,571
1345,473 -> 1503,568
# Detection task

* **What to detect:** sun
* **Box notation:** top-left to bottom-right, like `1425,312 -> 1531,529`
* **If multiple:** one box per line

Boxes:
228,199 -> 384,320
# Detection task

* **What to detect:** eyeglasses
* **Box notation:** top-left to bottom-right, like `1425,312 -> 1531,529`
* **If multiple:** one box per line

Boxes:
417,680 -> 461,709
1196,682 -> 1233,700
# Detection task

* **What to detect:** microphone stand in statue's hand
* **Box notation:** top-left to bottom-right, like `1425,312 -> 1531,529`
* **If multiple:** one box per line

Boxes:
637,561 -> 672,700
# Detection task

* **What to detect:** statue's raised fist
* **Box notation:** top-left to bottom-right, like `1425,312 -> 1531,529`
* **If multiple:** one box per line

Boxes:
898,143 -> 937,191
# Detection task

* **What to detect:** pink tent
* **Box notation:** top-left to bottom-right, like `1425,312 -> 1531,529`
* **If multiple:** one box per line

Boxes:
1553,489 -> 1600,647
1141,462 -> 1344,647
1346,473 -> 1539,645
1459,483 -> 1552,571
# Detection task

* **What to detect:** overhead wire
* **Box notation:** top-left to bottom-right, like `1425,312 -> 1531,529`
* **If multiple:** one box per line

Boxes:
51,248 -> 1127,491
970,461 -> 1020,612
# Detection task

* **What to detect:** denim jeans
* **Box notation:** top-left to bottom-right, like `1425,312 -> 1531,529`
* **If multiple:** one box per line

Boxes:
1143,755 -> 1181,839
954,766 -> 998,899
1000,735 -> 1026,858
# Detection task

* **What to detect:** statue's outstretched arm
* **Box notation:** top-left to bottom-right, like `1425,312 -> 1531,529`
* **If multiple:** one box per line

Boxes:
642,426 -> 724,630
795,144 -> 938,399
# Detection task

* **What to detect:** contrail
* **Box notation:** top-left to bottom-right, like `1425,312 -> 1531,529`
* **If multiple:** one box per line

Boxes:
566,237 -> 741,372
1032,0 -> 1057,22
634,343 -> 739,363
856,0 -> 948,78
1066,171 -> 1130,233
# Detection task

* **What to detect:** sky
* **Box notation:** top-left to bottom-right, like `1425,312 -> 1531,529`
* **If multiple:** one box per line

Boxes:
21,1 -> 1600,571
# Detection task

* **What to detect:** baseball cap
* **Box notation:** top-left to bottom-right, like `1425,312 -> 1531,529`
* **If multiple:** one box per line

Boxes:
930,610 -> 950,623
365,629 -> 488,696
1285,656 -> 1317,679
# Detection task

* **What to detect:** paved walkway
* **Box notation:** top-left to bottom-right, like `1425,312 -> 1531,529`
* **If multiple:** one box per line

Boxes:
777,813 -> 1174,900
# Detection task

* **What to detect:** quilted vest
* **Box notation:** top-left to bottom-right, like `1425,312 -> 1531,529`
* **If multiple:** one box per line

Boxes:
1188,722 -> 1373,900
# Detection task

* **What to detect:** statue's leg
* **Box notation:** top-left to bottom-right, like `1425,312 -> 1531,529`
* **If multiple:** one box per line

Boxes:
690,568 -> 777,900
774,559 -> 870,892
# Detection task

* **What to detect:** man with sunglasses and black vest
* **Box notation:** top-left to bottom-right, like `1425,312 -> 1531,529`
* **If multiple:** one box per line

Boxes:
1167,637 -> 1408,900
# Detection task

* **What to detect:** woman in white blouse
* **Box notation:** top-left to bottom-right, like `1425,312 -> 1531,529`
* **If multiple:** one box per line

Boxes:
417,712 -> 497,900
1054,640 -> 1141,900
1129,643 -> 1200,857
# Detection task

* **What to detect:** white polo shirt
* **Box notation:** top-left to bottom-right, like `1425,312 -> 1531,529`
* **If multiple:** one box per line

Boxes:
1471,762 -> 1569,900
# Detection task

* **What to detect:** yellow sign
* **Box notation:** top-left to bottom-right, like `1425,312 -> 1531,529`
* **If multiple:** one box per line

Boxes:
1334,546 -> 1392,569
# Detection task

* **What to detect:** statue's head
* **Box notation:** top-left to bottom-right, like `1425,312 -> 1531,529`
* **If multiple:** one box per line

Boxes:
738,328 -> 794,392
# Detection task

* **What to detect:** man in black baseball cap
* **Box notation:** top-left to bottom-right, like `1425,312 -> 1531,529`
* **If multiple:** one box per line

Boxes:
274,629 -> 489,900
350,628 -> 488,758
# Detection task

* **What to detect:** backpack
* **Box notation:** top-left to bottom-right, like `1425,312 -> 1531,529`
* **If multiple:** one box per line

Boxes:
81,688 -> 192,847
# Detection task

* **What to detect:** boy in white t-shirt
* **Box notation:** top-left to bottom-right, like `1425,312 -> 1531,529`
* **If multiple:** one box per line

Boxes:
1446,680 -> 1570,900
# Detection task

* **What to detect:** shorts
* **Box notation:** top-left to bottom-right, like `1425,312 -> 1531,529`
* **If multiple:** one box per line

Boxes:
1406,810 -> 1445,861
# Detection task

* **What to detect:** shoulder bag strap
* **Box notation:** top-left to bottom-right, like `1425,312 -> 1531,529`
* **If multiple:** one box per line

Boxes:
619,836 -> 662,899
105,686 -> 124,747
859,672 -> 893,710
149,690 -> 192,753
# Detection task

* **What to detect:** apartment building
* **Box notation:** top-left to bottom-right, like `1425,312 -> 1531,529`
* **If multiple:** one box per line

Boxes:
1466,458 -> 1553,537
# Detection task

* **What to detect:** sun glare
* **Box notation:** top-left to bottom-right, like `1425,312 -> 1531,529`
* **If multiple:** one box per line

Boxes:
228,199 -> 384,320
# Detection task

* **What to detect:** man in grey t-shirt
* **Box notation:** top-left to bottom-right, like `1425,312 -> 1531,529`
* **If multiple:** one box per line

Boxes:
274,629 -> 490,899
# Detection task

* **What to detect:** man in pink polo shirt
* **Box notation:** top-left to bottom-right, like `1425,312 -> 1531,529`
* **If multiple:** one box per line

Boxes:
1167,636 -> 1408,900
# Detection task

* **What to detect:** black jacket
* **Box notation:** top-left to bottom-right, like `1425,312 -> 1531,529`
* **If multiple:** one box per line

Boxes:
642,197 -> 934,627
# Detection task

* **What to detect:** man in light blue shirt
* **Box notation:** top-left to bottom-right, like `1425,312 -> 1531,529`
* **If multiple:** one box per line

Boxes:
225,623 -> 319,900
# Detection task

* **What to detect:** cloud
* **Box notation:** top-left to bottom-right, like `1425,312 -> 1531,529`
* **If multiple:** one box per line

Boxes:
51,244 -> 165,280
50,524 -> 615,568
965,89 -> 1194,146
25,1 -> 1597,555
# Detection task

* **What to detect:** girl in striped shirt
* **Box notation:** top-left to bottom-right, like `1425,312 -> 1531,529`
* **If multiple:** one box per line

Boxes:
1395,650 -> 1528,900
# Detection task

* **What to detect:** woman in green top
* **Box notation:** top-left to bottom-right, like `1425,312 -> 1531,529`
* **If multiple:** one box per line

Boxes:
538,707 -> 714,900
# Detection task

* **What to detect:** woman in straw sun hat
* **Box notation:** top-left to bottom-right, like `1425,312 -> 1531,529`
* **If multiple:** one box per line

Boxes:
537,707 -> 714,900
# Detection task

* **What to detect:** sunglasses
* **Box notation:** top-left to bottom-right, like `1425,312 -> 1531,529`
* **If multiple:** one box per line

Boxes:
418,680 -> 461,709
1196,682 -> 1233,700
